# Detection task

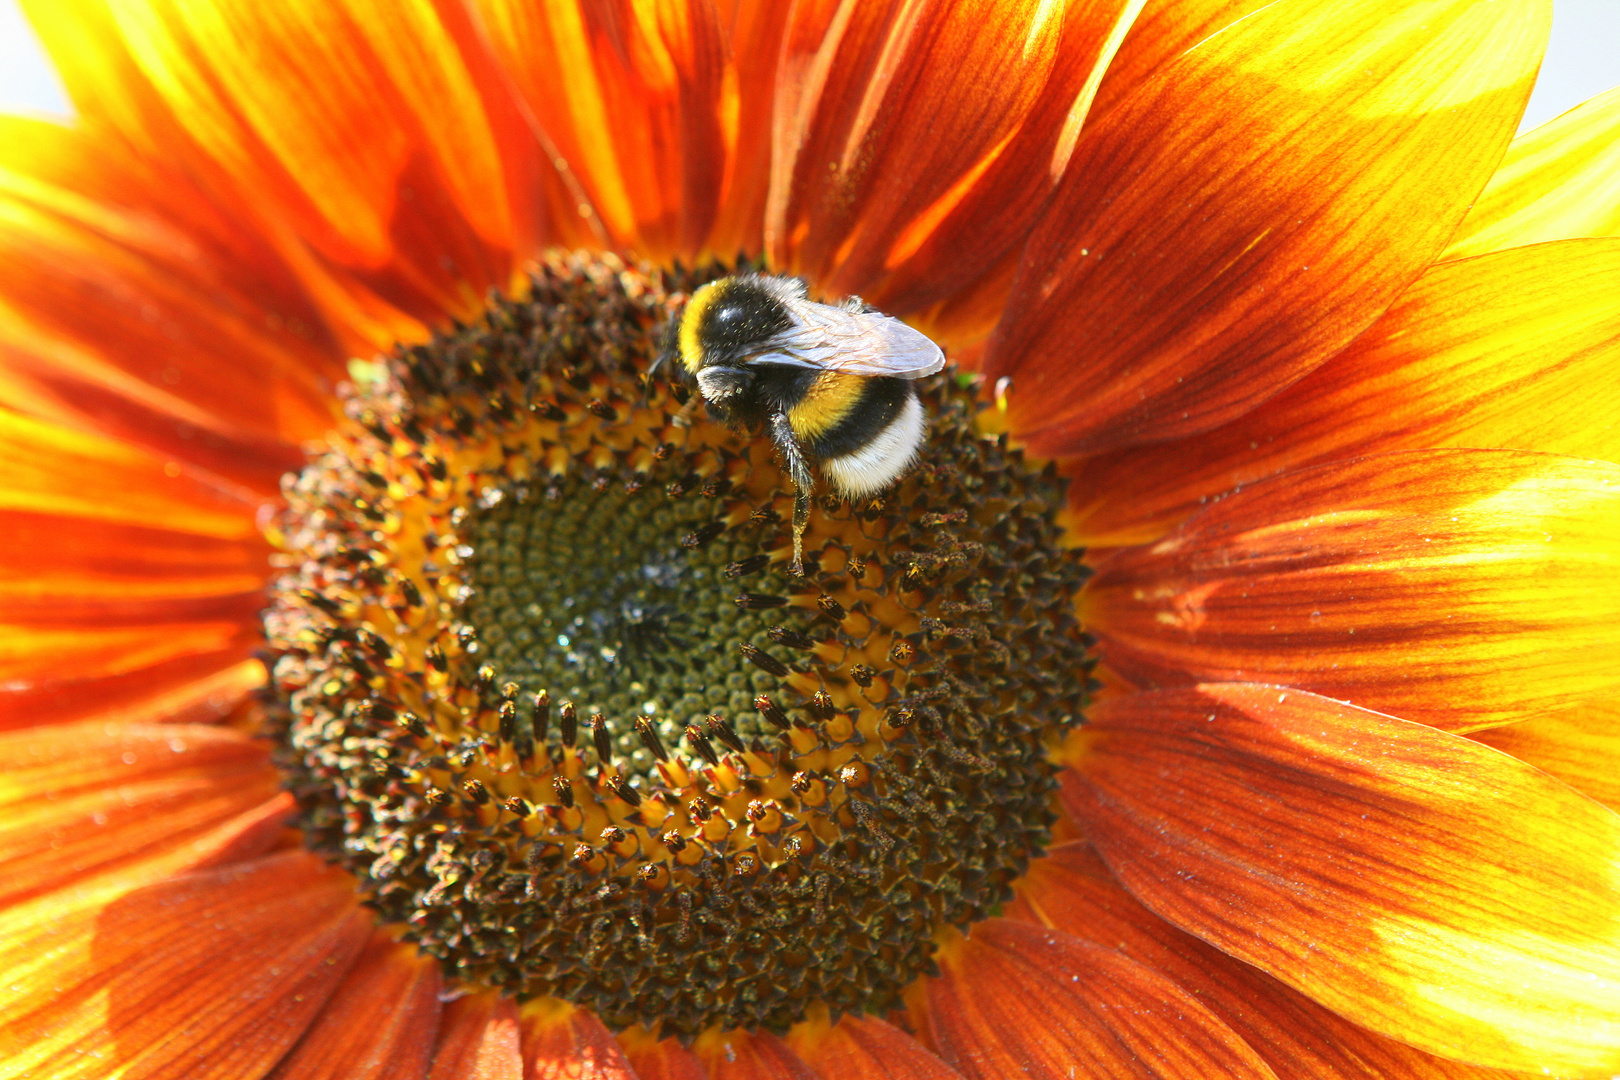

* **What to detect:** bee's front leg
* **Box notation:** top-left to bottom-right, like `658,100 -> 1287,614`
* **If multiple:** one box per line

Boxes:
770,410 -> 815,577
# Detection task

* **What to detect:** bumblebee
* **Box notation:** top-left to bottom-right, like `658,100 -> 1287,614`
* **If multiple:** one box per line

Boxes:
663,274 -> 946,573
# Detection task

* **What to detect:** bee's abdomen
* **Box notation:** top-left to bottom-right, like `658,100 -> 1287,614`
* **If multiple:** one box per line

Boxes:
794,374 -> 923,499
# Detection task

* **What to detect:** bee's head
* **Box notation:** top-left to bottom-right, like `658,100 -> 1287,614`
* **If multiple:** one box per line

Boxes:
677,275 -> 803,374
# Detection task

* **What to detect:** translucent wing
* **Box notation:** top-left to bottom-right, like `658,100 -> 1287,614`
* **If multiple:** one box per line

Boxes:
748,300 -> 945,379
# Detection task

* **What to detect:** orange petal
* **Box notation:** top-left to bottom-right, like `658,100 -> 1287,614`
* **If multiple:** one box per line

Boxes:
0,509 -> 269,625
0,621 -> 260,727
926,917 -> 1276,1079
985,0 -> 1547,456
267,928 -> 443,1080
0,720 -> 286,906
473,0 -> 780,262
0,850 -> 371,1080
1066,238 -> 1620,546
620,1031 -> 707,1080
903,0 -> 1290,325
698,1029 -> 817,1080
0,640 -> 263,732
0,119 -> 342,490
0,407 -> 260,537
27,0 -> 558,334
1068,683 -> 1620,1074
429,993 -> 524,1080
519,1001 -> 637,1080
1085,0 -> 1269,124
1015,836 -> 1528,1080
1447,84 -> 1620,258
768,0 -> 1137,315
790,1014 -> 962,1080
1083,449 -> 1620,732
430,996 -> 524,1080
1471,700 -> 1620,813
0,499 -> 268,729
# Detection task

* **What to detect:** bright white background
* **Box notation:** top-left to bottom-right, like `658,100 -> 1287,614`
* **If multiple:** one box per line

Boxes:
0,0 -> 1617,132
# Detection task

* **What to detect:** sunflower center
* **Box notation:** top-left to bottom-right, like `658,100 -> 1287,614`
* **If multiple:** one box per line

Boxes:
262,252 -> 1090,1037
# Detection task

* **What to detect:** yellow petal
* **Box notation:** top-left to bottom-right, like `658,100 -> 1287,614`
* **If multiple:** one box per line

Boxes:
1447,84 -> 1620,258
1065,238 -> 1620,546
1068,683 -> 1620,1074
1471,701 -> 1620,812
1083,450 -> 1620,732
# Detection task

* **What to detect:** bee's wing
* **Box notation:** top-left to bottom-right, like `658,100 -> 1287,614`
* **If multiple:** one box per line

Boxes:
753,302 -> 945,379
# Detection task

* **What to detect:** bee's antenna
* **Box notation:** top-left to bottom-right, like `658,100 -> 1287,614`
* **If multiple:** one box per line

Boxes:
647,314 -> 679,402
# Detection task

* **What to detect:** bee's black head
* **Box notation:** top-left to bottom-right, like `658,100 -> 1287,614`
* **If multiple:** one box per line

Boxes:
677,275 -> 801,372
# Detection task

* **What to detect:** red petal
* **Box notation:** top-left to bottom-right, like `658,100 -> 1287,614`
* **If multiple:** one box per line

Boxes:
791,1014 -> 962,1080
926,918 -> 1276,1079
0,851 -> 371,1079
1015,837 -> 1527,1079
268,929 -> 443,1080
1067,683 -> 1620,1074
519,1002 -> 637,1080
1066,238 -> 1620,545
472,0 -> 768,261
1083,449 -> 1620,732
986,0 -> 1547,456
429,993 -> 524,1080
769,0 -> 1138,315
1471,700 -> 1620,812
0,720 -> 286,905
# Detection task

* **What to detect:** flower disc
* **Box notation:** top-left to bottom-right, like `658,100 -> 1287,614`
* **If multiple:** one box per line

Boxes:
263,253 -> 1091,1036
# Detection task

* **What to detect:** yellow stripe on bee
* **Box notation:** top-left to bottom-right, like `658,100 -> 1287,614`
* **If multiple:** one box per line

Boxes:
679,280 -> 725,373
788,371 -> 862,439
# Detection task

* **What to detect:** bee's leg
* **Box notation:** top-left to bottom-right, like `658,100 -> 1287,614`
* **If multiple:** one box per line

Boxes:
770,410 -> 815,576
670,392 -> 704,430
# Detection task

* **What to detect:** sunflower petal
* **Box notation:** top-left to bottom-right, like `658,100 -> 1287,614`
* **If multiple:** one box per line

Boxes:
790,1014 -> 963,1080
621,1033 -> 708,1080
0,654 -> 263,732
1015,836 -> 1528,1080
473,0 -> 767,261
1446,85 -> 1620,258
1083,449 -> 1620,732
518,1001 -> 636,1079
428,993 -> 524,1080
1471,701 -> 1620,813
769,0 -> 1138,315
0,720 -> 286,906
267,929 -> 443,1080
926,917 -> 1277,1079
1068,683 -> 1620,1074
701,1030 -> 816,1080
0,410 -> 268,726
0,118 -> 342,489
1065,238 -> 1620,545
0,851 -> 370,1080
986,0 -> 1547,456
0,407 -> 259,536
26,0 -> 557,331
1086,0 -> 1268,123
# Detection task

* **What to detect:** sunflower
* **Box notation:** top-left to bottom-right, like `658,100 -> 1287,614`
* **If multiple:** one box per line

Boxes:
1,0 -> 1618,1077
